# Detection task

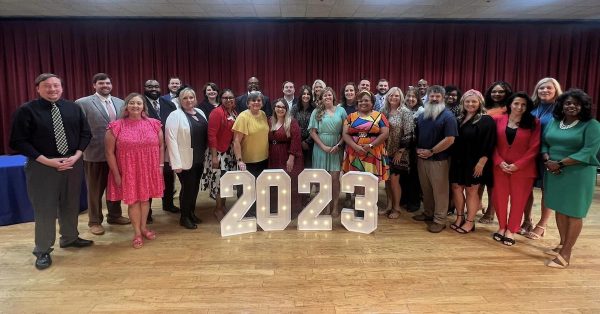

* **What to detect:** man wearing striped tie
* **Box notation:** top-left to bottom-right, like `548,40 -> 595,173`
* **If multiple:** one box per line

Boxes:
9,73 -> 93,270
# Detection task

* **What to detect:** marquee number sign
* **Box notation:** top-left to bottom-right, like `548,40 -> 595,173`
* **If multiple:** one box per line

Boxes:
220,169 -> 378,237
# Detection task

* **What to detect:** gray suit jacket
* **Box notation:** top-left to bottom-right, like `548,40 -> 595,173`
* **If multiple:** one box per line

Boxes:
75,94 -> 124,162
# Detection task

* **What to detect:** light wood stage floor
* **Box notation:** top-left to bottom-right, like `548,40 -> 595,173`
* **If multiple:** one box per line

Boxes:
1,187 -> 600,313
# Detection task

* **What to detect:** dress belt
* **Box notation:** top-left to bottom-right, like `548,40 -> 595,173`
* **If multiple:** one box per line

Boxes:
356,132 -> 378,138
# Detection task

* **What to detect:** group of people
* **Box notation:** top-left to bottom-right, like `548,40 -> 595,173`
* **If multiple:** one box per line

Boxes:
9,73 -> 599,271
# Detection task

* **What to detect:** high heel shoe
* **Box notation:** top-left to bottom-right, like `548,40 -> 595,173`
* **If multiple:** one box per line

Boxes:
180,216 -> 197,229
450,214 -> 465,231
525,224 -> 546,240
454,218 -> 475,234
545,253 -> 569,269
544,244 -> 563,256
517,220 -> 533,235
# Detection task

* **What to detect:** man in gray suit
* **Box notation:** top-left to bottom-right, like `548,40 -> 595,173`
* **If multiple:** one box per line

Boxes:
76,73 -> 130,236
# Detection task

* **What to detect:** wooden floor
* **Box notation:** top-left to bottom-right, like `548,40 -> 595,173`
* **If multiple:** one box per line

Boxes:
1,186 -> 600,313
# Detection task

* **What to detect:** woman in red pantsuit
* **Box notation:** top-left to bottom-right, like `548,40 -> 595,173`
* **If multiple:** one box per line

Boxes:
492,92 -> 540,246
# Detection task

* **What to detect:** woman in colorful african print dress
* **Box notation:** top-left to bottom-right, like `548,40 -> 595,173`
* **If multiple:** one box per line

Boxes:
342,90 -> 390,181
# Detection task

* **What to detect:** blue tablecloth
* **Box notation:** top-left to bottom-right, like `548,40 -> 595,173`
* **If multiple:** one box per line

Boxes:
0,155 -> 87,226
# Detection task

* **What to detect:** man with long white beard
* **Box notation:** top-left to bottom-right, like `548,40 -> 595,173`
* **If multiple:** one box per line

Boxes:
413,85 -> 458,233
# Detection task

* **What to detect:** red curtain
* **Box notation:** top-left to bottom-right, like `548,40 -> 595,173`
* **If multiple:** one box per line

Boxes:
1,19 -> 599,154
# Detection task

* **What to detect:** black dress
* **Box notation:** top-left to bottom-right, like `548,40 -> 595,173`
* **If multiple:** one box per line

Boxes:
449,115 -> 496,186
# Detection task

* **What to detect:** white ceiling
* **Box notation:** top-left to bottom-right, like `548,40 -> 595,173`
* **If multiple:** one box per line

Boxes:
1,0 -> 599,20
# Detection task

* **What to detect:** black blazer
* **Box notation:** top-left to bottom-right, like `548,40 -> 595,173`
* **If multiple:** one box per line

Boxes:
236,93 -> 272,117
145,97 -> 177,130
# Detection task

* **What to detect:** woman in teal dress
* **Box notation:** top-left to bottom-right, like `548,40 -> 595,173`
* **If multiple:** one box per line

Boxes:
308,87 -> 347,217
542,89 -> 600,269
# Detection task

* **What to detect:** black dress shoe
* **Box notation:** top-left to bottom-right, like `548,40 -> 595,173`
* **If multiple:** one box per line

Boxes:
60,237 -> 94,248
180,217 -> 197,229
34,250 -> 53,270
163,205 -> 180,213
190,213 -> 202,224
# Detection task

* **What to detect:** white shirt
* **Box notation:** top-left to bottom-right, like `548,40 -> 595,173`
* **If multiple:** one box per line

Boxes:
284,96 -> 295,111
95,93 -> 115,117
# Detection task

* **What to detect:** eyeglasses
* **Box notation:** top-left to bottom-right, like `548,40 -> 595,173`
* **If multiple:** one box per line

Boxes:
222,96 -> 235,100
145,85 -> 160,89
274,105 -> 287,109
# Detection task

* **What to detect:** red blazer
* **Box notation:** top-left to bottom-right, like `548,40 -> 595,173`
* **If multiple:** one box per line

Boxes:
207,105 -> 237,153
492,114 -> 541,178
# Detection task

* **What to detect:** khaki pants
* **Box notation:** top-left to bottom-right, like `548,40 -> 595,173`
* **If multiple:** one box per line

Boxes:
417,159 -> 449,225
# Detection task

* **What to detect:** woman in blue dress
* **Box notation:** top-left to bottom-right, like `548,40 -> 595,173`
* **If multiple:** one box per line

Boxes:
523,77 -> 563,239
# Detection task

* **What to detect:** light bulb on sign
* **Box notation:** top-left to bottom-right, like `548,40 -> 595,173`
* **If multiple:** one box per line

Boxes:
340,171 -> 378,234
256,169 -> 291,231
220,171 -> 257,237
297,169 -> 332,231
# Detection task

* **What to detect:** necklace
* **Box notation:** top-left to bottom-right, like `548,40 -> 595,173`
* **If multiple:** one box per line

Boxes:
559,119 -> 579,130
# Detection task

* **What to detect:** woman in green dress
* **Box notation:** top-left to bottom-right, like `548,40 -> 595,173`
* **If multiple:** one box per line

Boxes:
542,89 -> 600,268
308,87 -> 348,217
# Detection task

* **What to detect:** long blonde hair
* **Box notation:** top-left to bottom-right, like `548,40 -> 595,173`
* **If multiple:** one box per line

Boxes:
312,79 -> 326,100
381,87 -> 405,116
315,87 -> 337,121
458,89 -> 486,124
531,77 -> 562,106
270,99 -> 292,137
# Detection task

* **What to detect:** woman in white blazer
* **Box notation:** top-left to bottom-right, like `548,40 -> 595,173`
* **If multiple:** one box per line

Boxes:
165,88 -> 208,229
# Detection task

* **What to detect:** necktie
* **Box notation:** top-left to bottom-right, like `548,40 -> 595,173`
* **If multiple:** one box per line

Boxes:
152,100 -> 159,113
105,99 -> 116,121
51,103 -> 69,155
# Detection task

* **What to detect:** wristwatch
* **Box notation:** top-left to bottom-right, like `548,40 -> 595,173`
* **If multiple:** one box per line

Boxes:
558,161 -> 565,168
429,149 -> 435,154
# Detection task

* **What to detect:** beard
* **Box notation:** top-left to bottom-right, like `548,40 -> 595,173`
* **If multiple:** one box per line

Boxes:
423,102 -> 446,120
144,90 -> 160,100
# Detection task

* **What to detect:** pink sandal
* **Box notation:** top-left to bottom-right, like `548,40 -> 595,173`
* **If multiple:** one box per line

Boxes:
132,235 -> 143,249
142,230 -> 156,240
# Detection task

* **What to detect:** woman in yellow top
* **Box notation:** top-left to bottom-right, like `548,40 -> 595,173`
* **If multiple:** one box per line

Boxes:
232,91 -> 269,216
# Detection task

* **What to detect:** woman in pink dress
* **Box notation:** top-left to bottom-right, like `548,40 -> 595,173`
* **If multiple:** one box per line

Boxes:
106,93 -> 164,249
269,99 -> 304,214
